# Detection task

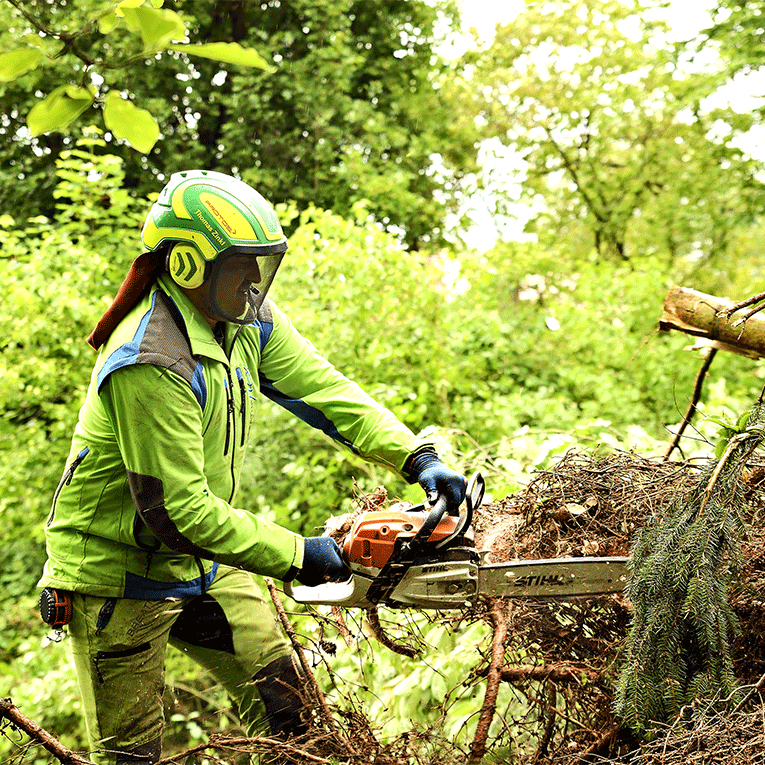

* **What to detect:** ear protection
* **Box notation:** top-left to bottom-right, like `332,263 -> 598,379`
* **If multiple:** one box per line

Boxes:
167,242 -> 208,289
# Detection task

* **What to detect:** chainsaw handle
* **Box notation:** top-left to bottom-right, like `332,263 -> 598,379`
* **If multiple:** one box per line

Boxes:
434,471 -> 483,550
405,493 -> 448,556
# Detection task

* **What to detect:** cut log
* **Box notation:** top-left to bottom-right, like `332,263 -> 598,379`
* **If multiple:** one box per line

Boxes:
659,285 -> 765,360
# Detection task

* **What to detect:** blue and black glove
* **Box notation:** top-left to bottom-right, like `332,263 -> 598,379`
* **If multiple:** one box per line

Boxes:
407,449 -> 467,514
296,537 -> 349,587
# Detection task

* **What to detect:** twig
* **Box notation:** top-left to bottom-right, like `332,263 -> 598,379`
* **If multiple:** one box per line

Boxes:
365,607 -> 420,658
717,292 -> 765,322
573,723 -> 622,763
732,672 -> 765,714
664,348 -> 718,461
264,578 -> 337,733
530,681 -> 557,764
0,698 -> 92,765
154,733 -> 331,765
699,429 -> 761,515
468,599 -> 510,762
330,605 -> 357,648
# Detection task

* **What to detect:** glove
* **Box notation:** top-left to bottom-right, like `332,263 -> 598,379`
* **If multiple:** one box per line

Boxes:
408,450 -> 467,513
296,537 -> 349,587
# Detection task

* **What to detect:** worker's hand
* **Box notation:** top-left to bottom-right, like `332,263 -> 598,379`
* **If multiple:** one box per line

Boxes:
296,537 -> 349,587
409,450 -> 467,513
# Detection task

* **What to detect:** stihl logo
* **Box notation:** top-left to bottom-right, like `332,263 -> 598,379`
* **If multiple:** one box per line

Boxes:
514,574 -> 567,587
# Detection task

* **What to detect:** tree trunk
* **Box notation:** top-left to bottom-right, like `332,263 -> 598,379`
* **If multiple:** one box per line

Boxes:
659,285 -> 765,359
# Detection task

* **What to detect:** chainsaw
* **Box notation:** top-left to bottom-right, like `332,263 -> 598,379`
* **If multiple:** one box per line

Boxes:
285,472 -> 629,610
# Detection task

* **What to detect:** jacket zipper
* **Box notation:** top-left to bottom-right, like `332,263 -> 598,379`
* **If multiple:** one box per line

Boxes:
237,368 -> 247,447
223,369 -> 234,456
223,328 -> 247,501
47,447 -> 90,527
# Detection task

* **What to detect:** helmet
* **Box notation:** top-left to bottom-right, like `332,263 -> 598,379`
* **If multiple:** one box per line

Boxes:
141,170 -> 288,323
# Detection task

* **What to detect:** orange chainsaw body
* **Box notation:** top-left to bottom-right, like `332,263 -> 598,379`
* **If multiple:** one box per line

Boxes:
343,510 -> 462,570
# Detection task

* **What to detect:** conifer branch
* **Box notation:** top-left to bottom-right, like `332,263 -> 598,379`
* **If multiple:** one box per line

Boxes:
614,406 -> 765,734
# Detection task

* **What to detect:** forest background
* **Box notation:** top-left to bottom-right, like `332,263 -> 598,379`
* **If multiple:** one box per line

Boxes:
2,0 -> 765,761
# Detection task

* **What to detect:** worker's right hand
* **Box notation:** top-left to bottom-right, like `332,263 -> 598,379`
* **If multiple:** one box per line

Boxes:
296,537 -> 349,587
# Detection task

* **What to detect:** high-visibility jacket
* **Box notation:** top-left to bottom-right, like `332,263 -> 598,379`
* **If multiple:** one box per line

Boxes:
39,274 -> 428,599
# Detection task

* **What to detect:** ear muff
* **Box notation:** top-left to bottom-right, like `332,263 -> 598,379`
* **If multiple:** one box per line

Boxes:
167,243 -> 207,289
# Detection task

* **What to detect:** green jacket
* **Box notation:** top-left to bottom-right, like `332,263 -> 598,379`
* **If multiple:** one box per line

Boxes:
39,275 -> 427,599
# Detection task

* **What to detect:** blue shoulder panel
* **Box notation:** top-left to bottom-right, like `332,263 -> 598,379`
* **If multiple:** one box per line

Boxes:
96,293 -> 157,392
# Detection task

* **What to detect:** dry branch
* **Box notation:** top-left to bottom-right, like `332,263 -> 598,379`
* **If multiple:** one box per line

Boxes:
264,578 -> 338,735
365,608 -> 421,658
0,698 -> 92,765
659,285 -> 765,359
468,599 -> 510,763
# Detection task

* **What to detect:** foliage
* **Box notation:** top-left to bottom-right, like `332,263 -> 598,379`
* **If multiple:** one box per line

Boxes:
0,133 -> 144,602
701,0 -> 765,78
613,406 -> 765,733
463,0 -> 765,262
0,0 -> 272,151
0,0 -> 478,248
1,126 -> 765,760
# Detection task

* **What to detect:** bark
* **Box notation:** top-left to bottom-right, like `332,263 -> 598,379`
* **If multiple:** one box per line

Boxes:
0,698 -> 92,765
659,285 -> 765,359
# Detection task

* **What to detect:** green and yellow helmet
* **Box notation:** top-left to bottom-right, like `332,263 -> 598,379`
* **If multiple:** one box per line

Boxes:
141,170 -> 288,322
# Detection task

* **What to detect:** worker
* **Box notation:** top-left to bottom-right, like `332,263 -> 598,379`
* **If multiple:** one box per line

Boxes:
38,170 -> 467,764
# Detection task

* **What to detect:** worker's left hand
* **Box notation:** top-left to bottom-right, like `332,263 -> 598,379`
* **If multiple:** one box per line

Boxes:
296,537 -> 349,587
409,451 -> 467,513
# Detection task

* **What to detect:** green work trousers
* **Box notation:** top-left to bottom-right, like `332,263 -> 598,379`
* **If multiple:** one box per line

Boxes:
67,566 -> 305,764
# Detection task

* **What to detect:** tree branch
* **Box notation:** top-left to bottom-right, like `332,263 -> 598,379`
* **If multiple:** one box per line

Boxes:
0,698 -> 93,765
664,347 -> 718,461
468,599 -> 510,762
365,607 -> 420,658
264,579 -> 337,734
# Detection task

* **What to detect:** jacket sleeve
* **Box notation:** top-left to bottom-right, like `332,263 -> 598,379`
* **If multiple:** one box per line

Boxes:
257,301 -> 431,478
101,364 -> 303,579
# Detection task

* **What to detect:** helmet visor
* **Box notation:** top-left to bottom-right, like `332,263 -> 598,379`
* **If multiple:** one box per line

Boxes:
207,246 -> 285,324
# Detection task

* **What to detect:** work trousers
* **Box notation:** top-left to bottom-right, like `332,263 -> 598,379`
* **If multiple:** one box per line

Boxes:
68,566 -> 306,765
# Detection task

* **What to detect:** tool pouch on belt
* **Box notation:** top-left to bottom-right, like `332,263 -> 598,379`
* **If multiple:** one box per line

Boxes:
39,588 -> 74,630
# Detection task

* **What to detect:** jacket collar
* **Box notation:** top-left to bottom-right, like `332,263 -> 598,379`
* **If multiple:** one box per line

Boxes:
158,274 -> 231,364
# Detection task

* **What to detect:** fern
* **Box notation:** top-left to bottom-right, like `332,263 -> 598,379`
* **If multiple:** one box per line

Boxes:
614,405 -> 765,734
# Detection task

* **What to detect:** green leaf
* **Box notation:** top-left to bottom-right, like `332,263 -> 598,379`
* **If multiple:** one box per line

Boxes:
27,85 -> 94,136
103,92 -> 160,154
120,6 -> 186,49
0,48 -> 43,82
169,42 -> 272,70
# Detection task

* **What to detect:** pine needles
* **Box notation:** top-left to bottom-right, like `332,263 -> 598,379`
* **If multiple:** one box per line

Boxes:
614,406 -> 765,734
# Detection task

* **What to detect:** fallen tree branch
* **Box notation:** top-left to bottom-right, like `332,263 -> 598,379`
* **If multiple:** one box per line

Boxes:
0,698 -> 92,765
659,285 -> 765,359
497,663 -> 604,686
365,607 -> 420,658
154,733 -> 331,765
264,578 -> 337,734
468,599 -> 510,763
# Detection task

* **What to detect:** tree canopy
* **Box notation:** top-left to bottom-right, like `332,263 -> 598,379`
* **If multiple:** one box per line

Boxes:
463,0 -> 765,262
0,0 -> 478,247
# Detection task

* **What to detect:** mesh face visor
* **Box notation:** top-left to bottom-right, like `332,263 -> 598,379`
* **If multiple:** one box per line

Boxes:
207,244 -> 286,324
